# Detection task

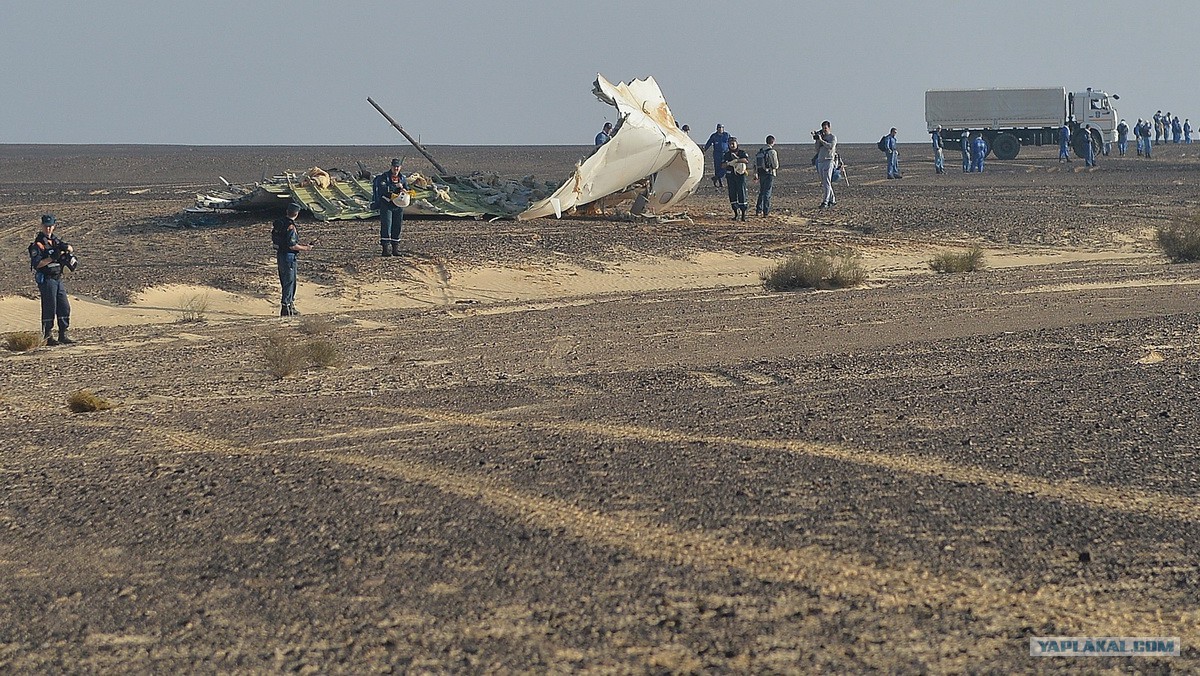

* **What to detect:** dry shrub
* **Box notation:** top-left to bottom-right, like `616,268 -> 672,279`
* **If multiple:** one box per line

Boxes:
4,331 -> 44,352
761,248 -> 866,291
1157,214 -> 1200,262
177,293 -> 210,322
930,246 -> 986,273
264,333 -> 306,379
263,333 -> 343,377
67,389 -> 115,413
304,339 -> 343,367
297,315 -> 335,335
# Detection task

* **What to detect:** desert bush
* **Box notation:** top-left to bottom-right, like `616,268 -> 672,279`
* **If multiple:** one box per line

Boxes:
177,293 -> 210,322
761,249 -> 866,291
67,389 -> 115,413
4,331 -> 44,352
297,315 -> 335,335
930,246 -> 986,273
304,339 -> 343,367
263,333 -> 306,379
1157,214 -> 1200,262
263,333 -> 343,378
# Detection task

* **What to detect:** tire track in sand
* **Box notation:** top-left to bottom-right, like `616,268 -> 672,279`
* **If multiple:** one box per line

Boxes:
137,424 -> 1196,667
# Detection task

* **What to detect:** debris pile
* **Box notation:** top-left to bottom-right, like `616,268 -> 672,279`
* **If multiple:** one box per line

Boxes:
191,169 -> 560,221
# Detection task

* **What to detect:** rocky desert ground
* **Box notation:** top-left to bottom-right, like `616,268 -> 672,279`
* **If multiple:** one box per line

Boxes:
2,140 -> 1199,672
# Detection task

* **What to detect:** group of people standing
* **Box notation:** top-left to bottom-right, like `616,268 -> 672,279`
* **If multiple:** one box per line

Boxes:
699,124 -> 779,219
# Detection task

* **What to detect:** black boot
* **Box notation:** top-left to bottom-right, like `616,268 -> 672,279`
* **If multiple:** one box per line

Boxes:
288,304 -> 300,316
381,243 -> 392,257
57,330 -> 75,345
42,322 -> 57,346
391,242 -> 401,256
280,305 -> 290,317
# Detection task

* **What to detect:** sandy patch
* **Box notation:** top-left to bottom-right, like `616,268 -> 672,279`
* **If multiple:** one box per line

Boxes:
0,248 -> 1161,333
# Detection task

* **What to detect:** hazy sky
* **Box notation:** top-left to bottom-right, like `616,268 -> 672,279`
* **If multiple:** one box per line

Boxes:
2,0 -> 1194,145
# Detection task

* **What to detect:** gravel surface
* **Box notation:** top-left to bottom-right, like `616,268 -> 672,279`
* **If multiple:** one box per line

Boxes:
2,143 -> 1199,671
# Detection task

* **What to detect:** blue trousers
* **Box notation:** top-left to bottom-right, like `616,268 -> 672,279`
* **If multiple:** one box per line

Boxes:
726,173 -> 748,215
971,153 -> 985,172
277,255 -> 297,308
1118,139 -> 1127,155
961,150 -> 970,172
1059,142 -> 1070,160
380,206 -> 404,245
886,151 -> 900,178
755,172 -> 774,215
37,273 -> 70,333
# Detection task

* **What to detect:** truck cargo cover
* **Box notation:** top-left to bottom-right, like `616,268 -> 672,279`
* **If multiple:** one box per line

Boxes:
925,88 -> 1068,130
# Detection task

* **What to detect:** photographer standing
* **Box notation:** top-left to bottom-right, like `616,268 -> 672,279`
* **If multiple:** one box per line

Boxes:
813,121 -> 837,209
28,214 -> 75,345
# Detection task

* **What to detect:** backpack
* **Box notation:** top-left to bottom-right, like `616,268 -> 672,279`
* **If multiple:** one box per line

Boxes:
877,135 -> 890,153
270,218 -> 289,251
755,146 -> 775,172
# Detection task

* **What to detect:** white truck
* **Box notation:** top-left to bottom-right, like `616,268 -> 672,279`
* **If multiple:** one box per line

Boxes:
925,87 -> 1120,160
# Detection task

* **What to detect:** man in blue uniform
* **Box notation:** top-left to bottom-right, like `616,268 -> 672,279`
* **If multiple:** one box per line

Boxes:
1172,115 -> 1183,143
595,122 -> 613,146
1116,119 -> 1129,156
1082,125 -> 1097,167
701,124 -> 731,188
970,133 -> 988,172
272,203 -> 314,317
372,158 -> 409,257
28,214 -> 75,345
722,138 -> 751,221
884,128 -> 901,179
930,125 -> 944,174
1059,122 -> 1072,163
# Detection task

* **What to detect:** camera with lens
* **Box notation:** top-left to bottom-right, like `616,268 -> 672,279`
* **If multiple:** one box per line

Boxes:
54,243 -> 79,272
811,130 -> 822,140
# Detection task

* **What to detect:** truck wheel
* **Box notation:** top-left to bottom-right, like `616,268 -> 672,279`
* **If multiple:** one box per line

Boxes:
992,133 -> 1020,160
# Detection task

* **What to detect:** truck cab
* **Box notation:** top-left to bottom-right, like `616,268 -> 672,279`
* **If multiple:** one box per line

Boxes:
1070,88 -> 1119,142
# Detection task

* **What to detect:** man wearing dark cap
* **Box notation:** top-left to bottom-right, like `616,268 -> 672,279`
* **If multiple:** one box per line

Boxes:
271,203 -> 314,317
701,124 -> 731,188
371,158 -> 409,257
28,214 -> 76,345
595,122 -> 613,146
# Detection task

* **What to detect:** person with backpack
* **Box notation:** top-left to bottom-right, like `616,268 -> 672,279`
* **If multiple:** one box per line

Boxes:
882,128 -> 901,179
272,202 -> 315,317
753,135 -> 779,217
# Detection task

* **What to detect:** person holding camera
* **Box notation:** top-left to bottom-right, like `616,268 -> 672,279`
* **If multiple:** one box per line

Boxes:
371,158 -> 409,257
813,121 -> 837,209
272,203 -> 315,317
28,214 -> 76,345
